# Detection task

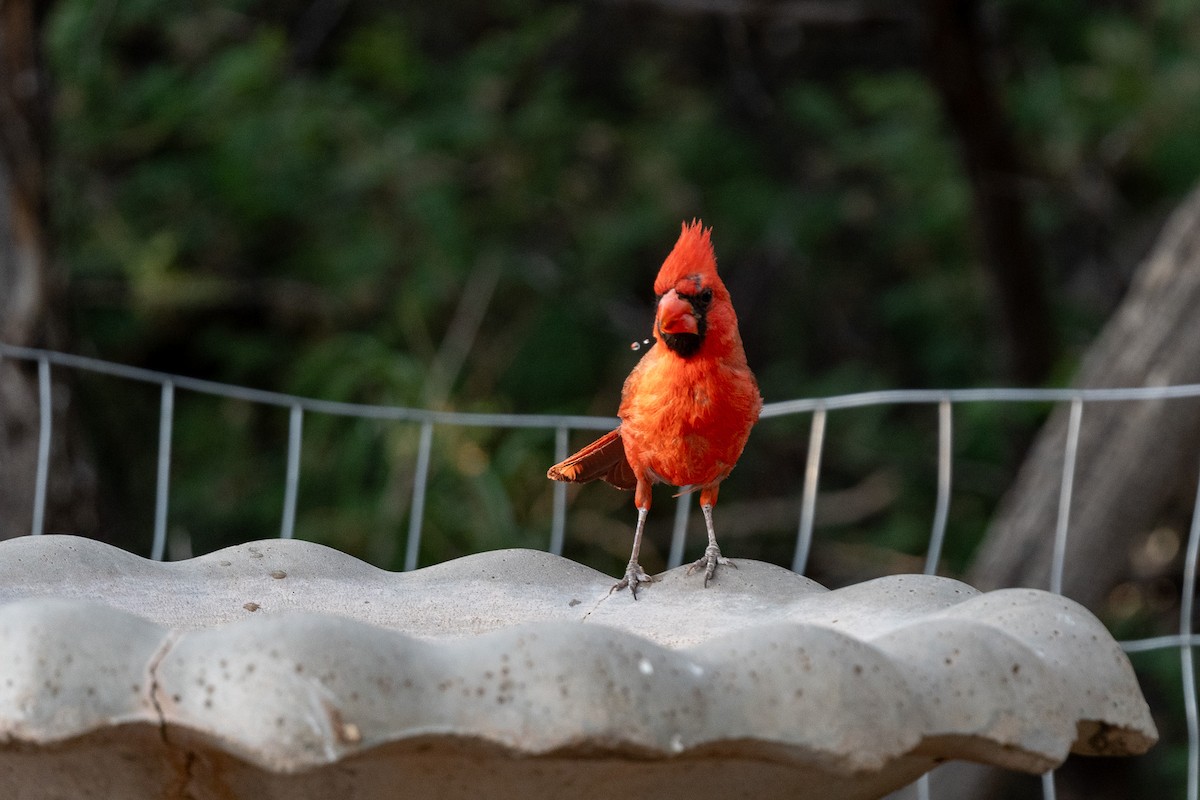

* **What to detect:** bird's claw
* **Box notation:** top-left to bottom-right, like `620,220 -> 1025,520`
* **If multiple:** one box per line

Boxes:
687,544 -> 736,587
611,561 -> 656,599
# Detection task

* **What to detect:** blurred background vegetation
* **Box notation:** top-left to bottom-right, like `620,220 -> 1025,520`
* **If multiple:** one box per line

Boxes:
39,0 -> 1199,573
4,1 -> 1200,794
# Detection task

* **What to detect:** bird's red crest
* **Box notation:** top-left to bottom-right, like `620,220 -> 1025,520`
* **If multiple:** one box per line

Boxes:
654,220 -> 720,296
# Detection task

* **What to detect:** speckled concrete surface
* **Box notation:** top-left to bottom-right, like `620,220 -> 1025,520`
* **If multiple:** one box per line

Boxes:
0,535 -> 1156,799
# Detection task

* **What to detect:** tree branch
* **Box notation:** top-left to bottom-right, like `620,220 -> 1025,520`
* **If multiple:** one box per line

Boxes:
921,0 -> 1057,383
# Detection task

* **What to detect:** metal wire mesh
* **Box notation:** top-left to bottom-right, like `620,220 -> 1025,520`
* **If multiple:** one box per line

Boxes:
3,341 -> 1199,798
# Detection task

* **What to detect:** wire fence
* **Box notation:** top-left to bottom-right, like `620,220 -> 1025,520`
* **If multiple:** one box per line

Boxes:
3,341 -> 1199,799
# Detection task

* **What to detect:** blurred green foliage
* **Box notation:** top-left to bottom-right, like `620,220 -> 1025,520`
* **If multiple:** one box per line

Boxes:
44,0 -> 1200,582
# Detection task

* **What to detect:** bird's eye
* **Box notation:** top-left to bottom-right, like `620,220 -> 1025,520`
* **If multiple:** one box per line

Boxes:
698,288 -> 713,303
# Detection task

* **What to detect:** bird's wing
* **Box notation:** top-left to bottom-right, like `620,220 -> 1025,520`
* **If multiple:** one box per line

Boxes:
546,428 -> 636,490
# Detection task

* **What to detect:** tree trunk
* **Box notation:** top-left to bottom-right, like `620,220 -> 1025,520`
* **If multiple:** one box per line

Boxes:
0,0 -> 97,539
969,184 -> 1200,609
921,0 -> 1057,384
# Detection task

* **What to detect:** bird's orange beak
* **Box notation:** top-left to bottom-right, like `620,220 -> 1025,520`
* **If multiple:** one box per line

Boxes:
656,289 -> 698,336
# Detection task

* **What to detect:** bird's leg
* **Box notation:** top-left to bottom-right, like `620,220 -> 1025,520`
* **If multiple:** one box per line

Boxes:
611,507 -> 654,598
687,486 -> 736,587
611,481 -> 655,599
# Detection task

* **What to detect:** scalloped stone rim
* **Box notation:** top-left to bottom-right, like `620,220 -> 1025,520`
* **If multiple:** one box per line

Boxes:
0,535 -> 1157,799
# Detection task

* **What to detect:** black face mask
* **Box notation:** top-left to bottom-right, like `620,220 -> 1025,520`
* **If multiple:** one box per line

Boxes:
657,287 -> 712,357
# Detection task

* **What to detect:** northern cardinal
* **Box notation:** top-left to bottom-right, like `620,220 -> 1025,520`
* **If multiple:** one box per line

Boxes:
548,221 -> 761,597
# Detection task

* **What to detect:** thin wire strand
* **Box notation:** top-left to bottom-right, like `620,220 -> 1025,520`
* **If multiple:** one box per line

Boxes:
280,404 -> 303,540
762,383 -> 1200,415
793,406 -> 826,574
31,358 -> 52,536
10,342 -> 1200,427
924,397 -> 953,576
1179,448 -> 1200,800
1049,398 -> 1083,595
404,420 -> 435,572
1185,610 -> 1199,800
0,344 -> 616,431
1041,771 -> 1057,800
151,380 -> 174,561
668,489 -> 692,569
1122,633 -> 1200,653
549,427 -> 569,556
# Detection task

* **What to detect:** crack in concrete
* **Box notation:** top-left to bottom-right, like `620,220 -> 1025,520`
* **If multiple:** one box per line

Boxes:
146,630 -> 180,744
145,631 -> 202,799
579,589 -> 610,622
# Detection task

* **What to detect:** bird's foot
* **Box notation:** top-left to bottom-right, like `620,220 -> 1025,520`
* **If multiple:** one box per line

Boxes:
611,561 -> 656,599
686,544 -> 736,587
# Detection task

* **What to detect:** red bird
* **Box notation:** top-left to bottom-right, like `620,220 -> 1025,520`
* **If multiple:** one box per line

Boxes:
548,221 -> 762,597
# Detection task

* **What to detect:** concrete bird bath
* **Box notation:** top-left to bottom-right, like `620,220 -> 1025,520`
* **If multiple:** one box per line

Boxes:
0,535 -> 1155,799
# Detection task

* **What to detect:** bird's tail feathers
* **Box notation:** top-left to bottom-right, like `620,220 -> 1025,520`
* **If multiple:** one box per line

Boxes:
547,428 -> 636,490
